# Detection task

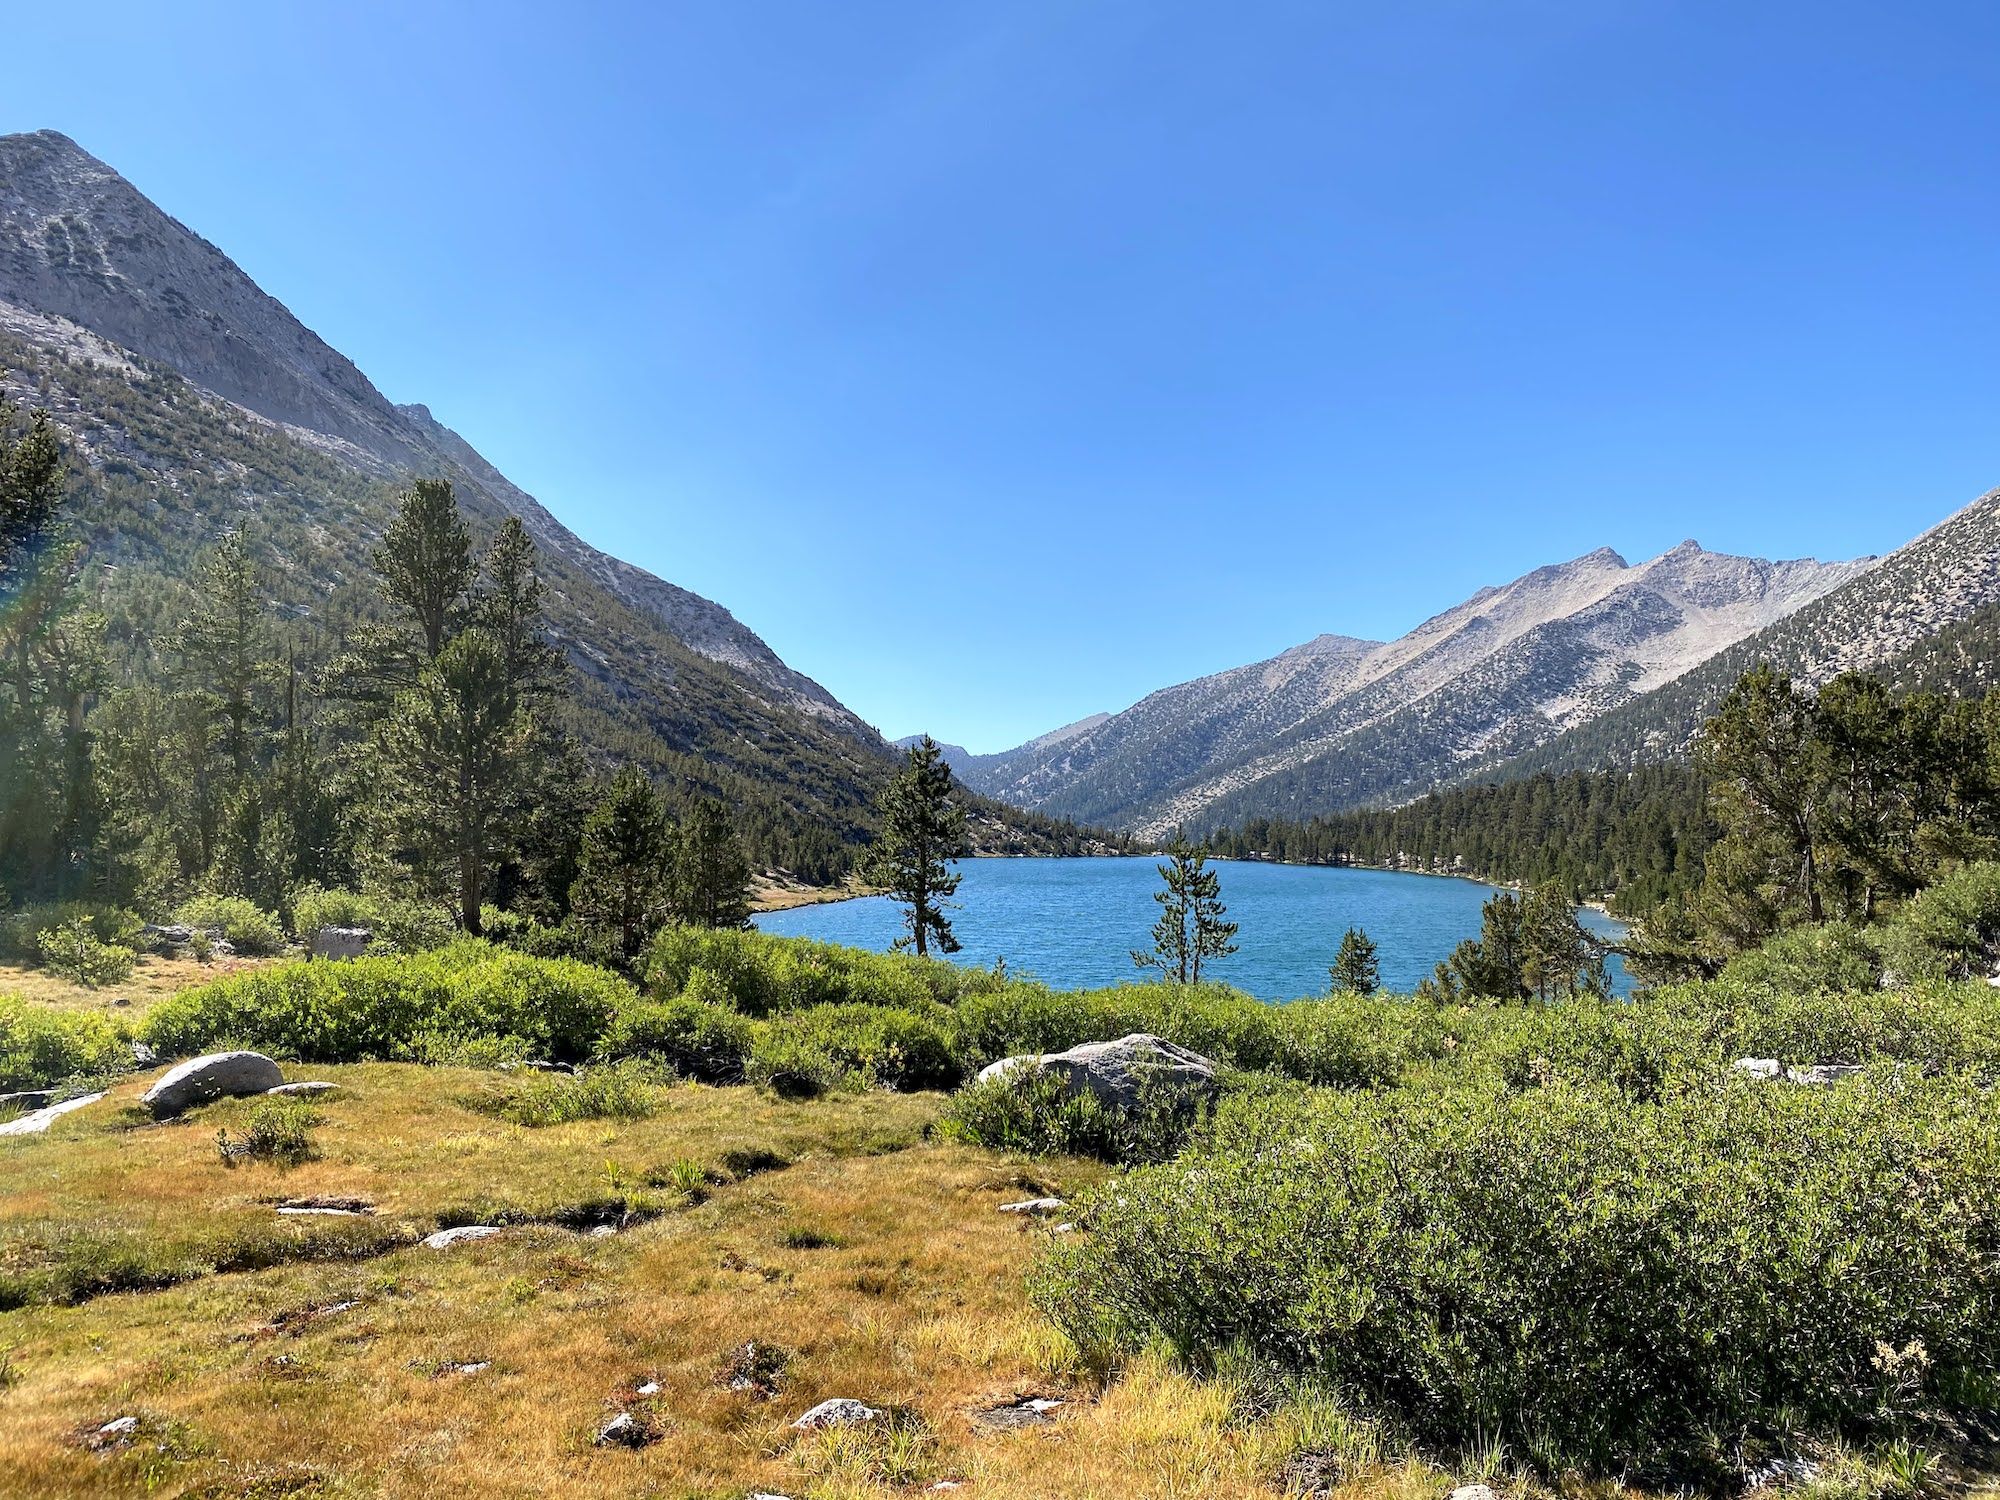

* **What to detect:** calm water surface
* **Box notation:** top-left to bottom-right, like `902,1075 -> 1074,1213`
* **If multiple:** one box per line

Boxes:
755,857 -> 1630,1000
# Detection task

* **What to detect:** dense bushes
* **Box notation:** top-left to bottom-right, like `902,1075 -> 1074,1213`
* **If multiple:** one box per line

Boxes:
599,996 -> 755,1082
0,999 -> 132,1091
645,926 -> 984,1016
174,895 -> 287,956
748,1003 -> 962,1097
1037,1073 -> 2000,1477
35,918 -> 136,987
142,941 -> 635,1064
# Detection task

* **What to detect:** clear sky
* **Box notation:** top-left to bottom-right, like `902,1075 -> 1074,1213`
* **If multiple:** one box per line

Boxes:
7,2 -> 1999,751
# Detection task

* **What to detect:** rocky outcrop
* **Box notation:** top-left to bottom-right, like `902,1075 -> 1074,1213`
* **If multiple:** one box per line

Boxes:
140,1052 -> 283,1117
309,927 -> 371,960
791,1398 -> 882,1432
978,1034 -> 1217,1110
422,1226 -> 501,1250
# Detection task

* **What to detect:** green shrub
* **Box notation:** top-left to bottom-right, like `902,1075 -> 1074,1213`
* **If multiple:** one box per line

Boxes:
142,941 -> 636,1064
507,917 -> 629,973
599,993 -> 754,1081
175,895 -> 286,956
1880,862 -> 2000,982
289,886 -> 379,941
747,1003 -> 963,1098
0,903 -> 144,963
216,1095 -> 322,1165
34,918 -> 137,988
1037,1073 -> 2000,1477
1720,922 -> 1883,994
645,926 -> 982,1016
940,1063 -> 1223,1163
367,896 -> 457,954
0,998 -> 130,1090
495,1060 -> 665,1127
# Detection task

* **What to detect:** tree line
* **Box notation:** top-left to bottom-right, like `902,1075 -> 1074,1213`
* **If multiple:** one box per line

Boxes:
0,401 -> 752,951
1204,763 -> 1713,914
1631,664 -> 2000,980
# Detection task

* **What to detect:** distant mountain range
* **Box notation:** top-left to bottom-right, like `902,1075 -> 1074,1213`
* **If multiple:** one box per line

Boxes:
0,129 -> 1084,868
944,531 -> 1963,835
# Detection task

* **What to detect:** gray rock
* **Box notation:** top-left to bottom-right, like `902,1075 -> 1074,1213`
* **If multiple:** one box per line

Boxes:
140,1051 -> 283,1117
1790,1064 -> 1864,1087
1733,1057 -> 1783,1080
266,1080 -> 338,1098
998,1198 -> 1066,1217
422,1225 -> 501,1250
596,1411 -> 655,1448
791,1398 -> 882,1432
972,1396 -> 1063,1431
309,926 -> 371,960
0,1091 -> 105,1137
130,1041 -> 158,1067
141,923 -> 194,948
978,1033 -> 1217,1111
1449,1487 -> 1498,1500
87,1415 -> 140,1450
0,1089 -> 54,1112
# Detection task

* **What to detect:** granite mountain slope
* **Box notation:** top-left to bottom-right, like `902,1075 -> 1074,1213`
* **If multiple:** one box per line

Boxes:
0,129 -> 901,865
963,543 -> 1871,835
1474,484 -> 2000,785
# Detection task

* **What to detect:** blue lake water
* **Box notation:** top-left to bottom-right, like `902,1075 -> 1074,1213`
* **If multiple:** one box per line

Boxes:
755,857 -> 1630,1000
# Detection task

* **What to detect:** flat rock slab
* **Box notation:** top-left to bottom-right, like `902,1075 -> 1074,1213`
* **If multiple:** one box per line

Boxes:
972,1397 -> 1064,1431
0,1091 -> 105,1138
142,1051 -> 283,1117
0,1089 -> 55,1112
276,1195 -> 374,1216
266,1081 -> 338,1098
998,1197 -> 1065,1217
791,1398 -> 881,1432
422,1225 -> 501,1250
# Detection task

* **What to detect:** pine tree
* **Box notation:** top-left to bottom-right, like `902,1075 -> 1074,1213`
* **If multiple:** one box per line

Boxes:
670,794 -> 752,930
476,516 -> 562,710
373,479 -> 473,661
375,628 -> 529,935
1329,926 -> 1379,994
175,532 -> 265,778
570,766 -> 673,959
1519,883 -> 1610,1001
868,736 -> 967,957
1133,830 -> 1239,983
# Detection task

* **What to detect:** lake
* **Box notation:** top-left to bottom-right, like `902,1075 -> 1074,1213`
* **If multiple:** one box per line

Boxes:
754,856 -> 1631,1000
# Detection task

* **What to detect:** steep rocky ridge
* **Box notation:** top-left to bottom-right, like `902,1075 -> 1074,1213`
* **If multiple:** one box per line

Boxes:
971,543 -> 1870,835
1473,486 -> 2000,783
0,129 -> 867,738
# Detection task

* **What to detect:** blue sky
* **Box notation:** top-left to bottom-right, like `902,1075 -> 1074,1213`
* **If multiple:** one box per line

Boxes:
7,2 -> 1999,751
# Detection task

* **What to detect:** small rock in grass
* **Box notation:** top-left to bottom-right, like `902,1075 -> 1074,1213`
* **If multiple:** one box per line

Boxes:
448,1361 -> 490,1376
1790,1063 -> 1864,1087
276,1195 -> 374,1216
130,1041 -> 158,1066
973,1396 -> 1064,1431
998,1197 -> 1065,1217
636,1380 -> 661,1396
596,1411 -> 656,1448
141,1051 -> 283,1117
1449,1486 -> 1498,1500
422,1225 -> 501,1250
791,1398 -> 881,1432
1732,1057 -> 1782,1080
87,1416 -> 140,1451
266,1080 -> 339,1098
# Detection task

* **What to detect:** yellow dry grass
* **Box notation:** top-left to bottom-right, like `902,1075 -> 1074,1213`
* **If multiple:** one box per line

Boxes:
0,952 -> 275,1017
0,1059 -> 1408,1498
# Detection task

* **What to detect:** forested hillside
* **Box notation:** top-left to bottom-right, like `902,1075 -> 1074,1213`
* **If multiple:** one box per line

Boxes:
1206,765 -> 1712,913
